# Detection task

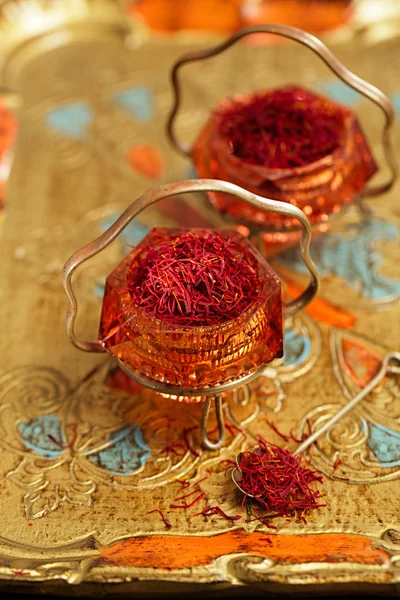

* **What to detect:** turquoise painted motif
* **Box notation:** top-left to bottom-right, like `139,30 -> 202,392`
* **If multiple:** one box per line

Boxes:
101,214 -> 151,247
87,424 -> 151,475
112,87 -> 154,122
365,422 -> 400,468
314,80 -> 362,107
45,102 -> 94,140
278,218 -> 400,301
389,92 -> 400,116
19,415 -> 64,460
94,215 -> 151,298
283,327 -> 311,367
19,415 -> 150,475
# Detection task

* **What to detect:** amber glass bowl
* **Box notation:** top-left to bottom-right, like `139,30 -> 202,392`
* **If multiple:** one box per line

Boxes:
98,228 -> 283,389
191,85 -> 377,231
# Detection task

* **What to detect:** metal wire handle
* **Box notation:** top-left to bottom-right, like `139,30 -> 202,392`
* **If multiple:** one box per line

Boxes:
62,178 -> 319,353
167,23 -> 397,199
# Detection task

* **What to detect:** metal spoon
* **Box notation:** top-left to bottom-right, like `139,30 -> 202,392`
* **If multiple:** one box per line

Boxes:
232,351 -> 400,498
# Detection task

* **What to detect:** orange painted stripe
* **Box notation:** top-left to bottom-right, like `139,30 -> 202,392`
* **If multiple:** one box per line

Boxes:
100,531 -> 388,570
277,269 -> 356,329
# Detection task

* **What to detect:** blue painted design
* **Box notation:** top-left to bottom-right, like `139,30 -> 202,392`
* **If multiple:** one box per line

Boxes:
365,422 -> 400,467
19,415 -> 64,460
45,102 -> 94,140
94,276 -> 106,299
389,93 -> 400,116
188,164 -> 198,179
314,81 -> 361,107
87,424 -> 150,475
113,87 -> 154,122
283,327 -> 311,366
278,218 -> 400,301
100,214 -> 151,247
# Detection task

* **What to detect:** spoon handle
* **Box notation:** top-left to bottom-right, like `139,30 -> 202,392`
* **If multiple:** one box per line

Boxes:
293,351 -> 400,457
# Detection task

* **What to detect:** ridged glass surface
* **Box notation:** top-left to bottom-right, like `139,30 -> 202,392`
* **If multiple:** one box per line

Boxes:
192,86 -> 377,233
99,228 -> 283,389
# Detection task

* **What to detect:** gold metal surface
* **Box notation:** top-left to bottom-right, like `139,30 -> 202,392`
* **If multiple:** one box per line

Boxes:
0,3 -> 399,596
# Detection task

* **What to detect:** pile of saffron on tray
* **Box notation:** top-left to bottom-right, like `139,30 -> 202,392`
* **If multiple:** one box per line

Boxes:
125,230 -> 262,326
217,88 -> 340,169
237,437 -> 325,523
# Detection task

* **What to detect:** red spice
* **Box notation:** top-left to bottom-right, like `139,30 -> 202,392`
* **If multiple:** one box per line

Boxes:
173,489 -> 203,502
237,437 -> 325,523
159,423 -> 200,458
194,505 -> 242,521
148,509 -> 172,530
176,479 -> 191,489
249,508 -> 278,530
265,419 -> 290,442
183,426 -> 200,458
207,422 -> 246,441
333,457 -> 343,471
124,230 -> 262,326
217,88 -> 340,169
170,492 -> 205,509
176,474 -> 210,490
266,419 -> 311,445
159,440 -> 186,457
47,423 -> 78,450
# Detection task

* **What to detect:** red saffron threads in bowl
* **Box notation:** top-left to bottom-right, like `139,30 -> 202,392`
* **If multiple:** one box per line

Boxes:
238,437 -> 325,523
217,88 -> 340,169
124,230 -> 262,326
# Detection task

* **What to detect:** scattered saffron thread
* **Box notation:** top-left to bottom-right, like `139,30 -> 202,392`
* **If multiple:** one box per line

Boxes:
266,419 -> 312,445
194,505 -> 242,521
47,423 -> 78,450
148,509 -> 172,530
173,488 -> 203,502
333,457 -> 343,471
170,492 -> 205,510
183,426 -> 200,457
159,439 -> 186,457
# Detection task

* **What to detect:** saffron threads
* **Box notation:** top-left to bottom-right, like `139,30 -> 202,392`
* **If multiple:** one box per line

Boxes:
176,474 -> 209,490
124,230 -> 262,326
333,457 -> 343,471
237,437 -> 325,523
266,418 -> 312,445
47,423 -> 78,450
170,472 -> 211,510
159,440 -> 186,457
207,422 -> 246,441
194,505 -> 242,522
183,426 -> 200,457
148,509 -> 172,530
158,423 -> 200,458
173,489 -> 204,502
217,87 -> 340,169
170,492 -> 205,509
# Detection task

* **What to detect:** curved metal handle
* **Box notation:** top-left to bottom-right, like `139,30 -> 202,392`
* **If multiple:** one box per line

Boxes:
201,395 -> 225,451
62,178 -> 319,353
167,23 -> 397,198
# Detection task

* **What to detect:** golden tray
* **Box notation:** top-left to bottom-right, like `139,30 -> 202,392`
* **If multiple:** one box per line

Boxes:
0,0 -> 399,596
